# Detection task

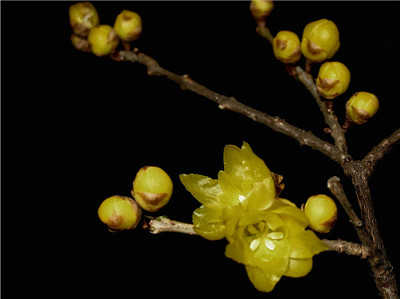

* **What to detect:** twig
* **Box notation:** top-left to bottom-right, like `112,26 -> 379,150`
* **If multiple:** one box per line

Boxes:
327,176 -> 362,228
295,66 -> 348,152
115,50 -> 349,166
146,216 -> 369,258
362,128 -> 400,177
147,216 -> 197,235
321,239 -> 370,259
255,23 -> 348,153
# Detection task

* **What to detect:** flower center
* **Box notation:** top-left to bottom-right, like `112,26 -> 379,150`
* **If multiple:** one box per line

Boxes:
247,221 -> 284,252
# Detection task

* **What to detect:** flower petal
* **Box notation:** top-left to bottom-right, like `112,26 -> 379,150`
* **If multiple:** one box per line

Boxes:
270,199 -> 309,227
288,229 -> 329,259
245,253 -> 289,293
192,205 -> 225,240
284,258 -> 313,278
247,179 -> 276,211
180,174 -> 222,206
241,142 -> 272,182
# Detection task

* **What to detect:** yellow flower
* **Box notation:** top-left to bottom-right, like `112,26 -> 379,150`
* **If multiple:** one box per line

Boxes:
301,19 -> 340,63
180,142 -> 328,292
180,142 -> 276,240
69,2 -> 99,37
250,0 -> 274,21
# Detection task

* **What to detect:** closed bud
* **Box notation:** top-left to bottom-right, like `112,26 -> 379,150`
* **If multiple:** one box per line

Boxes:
316,62 -> 351,99
70,34 -> 91,52
304,194 -> 337,233
114,10 -> 142,42
98,195 -> 142,231
132,166 -> 173,212
346,92 -> 379,125
301,19 -> 340,63
250,0 -> 274,21
273,31 -> 301,64
87,25 -> 119,56
69,2 -> 99,37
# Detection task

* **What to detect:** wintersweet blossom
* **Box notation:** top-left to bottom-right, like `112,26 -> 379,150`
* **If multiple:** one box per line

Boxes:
180,142 -> 328,292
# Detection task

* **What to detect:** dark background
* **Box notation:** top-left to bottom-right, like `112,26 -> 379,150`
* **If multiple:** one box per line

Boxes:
2,1 -> 399,298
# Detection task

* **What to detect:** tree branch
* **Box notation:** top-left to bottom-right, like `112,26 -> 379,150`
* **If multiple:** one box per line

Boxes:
145,216 -> 369,258
362,128 -> 400,177
115,50 -> 349,166
295,66 -> 348,152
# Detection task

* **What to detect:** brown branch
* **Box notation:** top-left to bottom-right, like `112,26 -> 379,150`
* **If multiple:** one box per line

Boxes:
147,216 -> 197,235
362,128 -> 400,177
294,67 -> 348,152
327,176 -> 363,228
115,50 -> 349,166
321,239 -> 370,259
146,216 -> 369,258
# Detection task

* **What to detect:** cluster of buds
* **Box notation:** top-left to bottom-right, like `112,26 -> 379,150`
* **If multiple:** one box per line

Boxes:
98,166 -> 173,231
69,2 -> 142,56
251,1 -> 380,127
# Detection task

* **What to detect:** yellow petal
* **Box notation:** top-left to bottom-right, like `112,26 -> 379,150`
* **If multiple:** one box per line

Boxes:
245,253 -> 289,293
180,174 -> 222,206
225,240 -> 247,264
288,229 -> 329,259
223,144 -> 247,178
241,142 -> 272,181
192,205 -> 225,240
284,258 -> 313,278
270,199 -> 309,227
247,179 -> 276,211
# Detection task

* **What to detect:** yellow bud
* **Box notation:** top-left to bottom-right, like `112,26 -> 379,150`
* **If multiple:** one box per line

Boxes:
98,195 -> 142,231
346,92 -> 379,125
316,62 -> 351,99
273,31 -> 301,64
301,19 -> 340,63
70,34 -> 91,52
304,194 -> 337,233
250,0 -> 274,21
114,10 -> 142,42
132,166 -> 173,212
69,2 -> 99,37
87,25 -> 119,56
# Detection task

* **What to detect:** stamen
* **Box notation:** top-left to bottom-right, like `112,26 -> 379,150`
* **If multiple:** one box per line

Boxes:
250,238 -> 261,251
264,239 -> 276,251
266,232 -> 284,240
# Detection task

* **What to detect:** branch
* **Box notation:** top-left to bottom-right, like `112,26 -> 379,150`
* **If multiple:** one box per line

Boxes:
295,66 -> 348,152
115,50 -> 349,166
362,128 -> 400,177
146,216 -> 369,258
327,176 -> 363,228
321,239 -> 370,259
255,23 -> 348,153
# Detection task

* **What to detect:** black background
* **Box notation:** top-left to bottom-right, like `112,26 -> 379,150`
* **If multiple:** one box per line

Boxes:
2,1 -> 400,298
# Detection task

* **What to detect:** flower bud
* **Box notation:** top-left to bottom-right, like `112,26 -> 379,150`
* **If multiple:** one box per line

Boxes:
316,62 -> 351,99
69,2 -> 99,37
132,166 -> 173,212
87,25 -> 119,56
250,0 -> 274,21
98,195 -> 142,231
346,92 -> 379,125
114,10 -> 142,42
70,34 -> 91,52
273,31 -> 301,64
304,194 -> 337,233
301,19 -> 340,63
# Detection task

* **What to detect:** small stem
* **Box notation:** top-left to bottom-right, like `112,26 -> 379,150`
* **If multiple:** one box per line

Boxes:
148,216 -> 197,235
327,176 -> 363,228
362,128 -> 400,177
321,239 -> 370,259
146,216 -> 370,258
295,66 -> 348,153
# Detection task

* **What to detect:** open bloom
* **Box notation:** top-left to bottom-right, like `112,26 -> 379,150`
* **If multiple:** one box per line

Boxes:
180,142 -> 328,292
